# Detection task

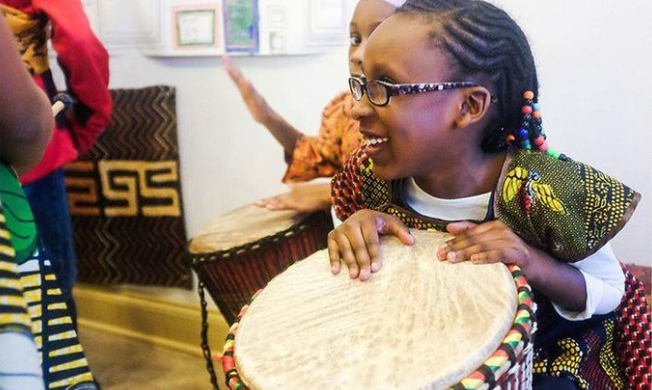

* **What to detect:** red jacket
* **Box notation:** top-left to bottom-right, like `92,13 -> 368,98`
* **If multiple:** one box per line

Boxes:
1,0 -> 111,184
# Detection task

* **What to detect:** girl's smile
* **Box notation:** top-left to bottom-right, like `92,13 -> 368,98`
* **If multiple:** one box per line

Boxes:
353,14 -> 503,199
361,132 -> 390,156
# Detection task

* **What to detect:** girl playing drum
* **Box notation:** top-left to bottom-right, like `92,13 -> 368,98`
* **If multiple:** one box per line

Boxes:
328,1 -> 647,389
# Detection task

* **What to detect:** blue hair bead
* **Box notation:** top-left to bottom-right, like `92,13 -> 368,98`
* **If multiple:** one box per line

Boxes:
522,140 -> 531,149
532,103 -> 541,110
519,128 -> 529,139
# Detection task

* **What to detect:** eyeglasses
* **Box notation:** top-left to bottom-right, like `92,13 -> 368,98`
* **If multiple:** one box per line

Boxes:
348,76 -> 495,107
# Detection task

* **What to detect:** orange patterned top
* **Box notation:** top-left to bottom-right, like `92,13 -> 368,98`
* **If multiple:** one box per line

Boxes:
282,91 -> 361,182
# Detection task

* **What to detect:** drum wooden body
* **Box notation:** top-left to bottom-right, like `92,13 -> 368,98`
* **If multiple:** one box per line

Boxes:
189,204 -> 333,323
222,231 -> 535,390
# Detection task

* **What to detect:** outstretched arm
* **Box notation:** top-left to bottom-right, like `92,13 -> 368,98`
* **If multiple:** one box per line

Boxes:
0,13 -> 53,174
222,55 -> 302,155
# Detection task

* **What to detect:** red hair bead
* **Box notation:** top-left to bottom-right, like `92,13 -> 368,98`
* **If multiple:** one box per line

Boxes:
539,142 -> 549,152
522,105 -> 533,114
533,136 -> 545,146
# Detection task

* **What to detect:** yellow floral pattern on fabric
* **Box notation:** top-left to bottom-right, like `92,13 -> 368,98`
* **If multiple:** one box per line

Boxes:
503,167 -> 566,214
496,149 -> 639,262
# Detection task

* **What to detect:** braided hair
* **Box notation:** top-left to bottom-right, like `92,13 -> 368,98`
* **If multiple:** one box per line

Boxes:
397,0 -> 542,153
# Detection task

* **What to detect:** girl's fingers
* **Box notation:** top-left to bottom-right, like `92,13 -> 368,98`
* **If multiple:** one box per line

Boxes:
445,221 -> 478,235
327,234 -> 341,275
445,241 -> 497,263
334,233 -> 358,279
438,221 -> 500,260
469,248 -> 522,265
468,249 -> 503,264
377,214 -> 414,245
360,221 -> 381,274
254,197 -> 274,207
345,227 -> 373,281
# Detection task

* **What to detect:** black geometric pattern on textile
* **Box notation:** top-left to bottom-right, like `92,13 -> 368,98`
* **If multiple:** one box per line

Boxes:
64,86 -> 190,288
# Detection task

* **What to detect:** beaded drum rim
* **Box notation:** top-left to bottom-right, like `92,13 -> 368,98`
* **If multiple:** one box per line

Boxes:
221,264 -> 535,390
189,210 -> 331,266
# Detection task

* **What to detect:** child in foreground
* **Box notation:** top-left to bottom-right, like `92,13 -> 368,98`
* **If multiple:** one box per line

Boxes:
327,0 -> 646,388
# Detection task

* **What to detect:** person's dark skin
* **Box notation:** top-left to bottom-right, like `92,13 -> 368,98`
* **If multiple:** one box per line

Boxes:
0,13 -> 53,174
223,0 -> 397,213
328,14 -> 587,312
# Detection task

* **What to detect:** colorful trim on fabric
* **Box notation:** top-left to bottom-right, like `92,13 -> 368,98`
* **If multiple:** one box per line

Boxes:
616,266 -> 651,390
221,290 -> 262,390
450,265 -> 535,390
1,163 -> 97,389
221,266 -> 535,390
0,206 -> 32,333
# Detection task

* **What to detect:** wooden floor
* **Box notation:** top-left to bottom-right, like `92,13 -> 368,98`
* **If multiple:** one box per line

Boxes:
79,324 -> 222,390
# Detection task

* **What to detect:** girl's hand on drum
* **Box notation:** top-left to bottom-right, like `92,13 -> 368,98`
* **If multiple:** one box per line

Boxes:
328,210 -> 414,281
255,183 -> 331,212
436,220 -> 530,267
222,54 -> 272,124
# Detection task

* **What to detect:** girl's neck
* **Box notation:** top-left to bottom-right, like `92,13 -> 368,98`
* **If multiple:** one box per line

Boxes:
413,149 -> 507,199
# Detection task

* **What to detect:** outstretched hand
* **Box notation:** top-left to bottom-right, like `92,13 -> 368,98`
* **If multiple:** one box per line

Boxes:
328,210 -> 415,281
255,183 -> 331,213
437,220 -> 530,267
222,54 -> 271,124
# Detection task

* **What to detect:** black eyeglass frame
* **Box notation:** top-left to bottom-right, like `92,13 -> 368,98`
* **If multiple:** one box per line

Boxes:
348,76 -> 497,107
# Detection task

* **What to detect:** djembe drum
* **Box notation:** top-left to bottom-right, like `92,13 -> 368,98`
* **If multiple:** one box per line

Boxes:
222,231 -> 535,390
189,204 -> 333,324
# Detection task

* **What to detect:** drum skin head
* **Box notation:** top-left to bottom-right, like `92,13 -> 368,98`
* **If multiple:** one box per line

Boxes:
189,204 -> 304,253
234,231 -> 517,390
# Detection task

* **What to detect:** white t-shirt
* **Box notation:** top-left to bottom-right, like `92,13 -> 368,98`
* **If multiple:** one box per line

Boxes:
403,177 -> 625,320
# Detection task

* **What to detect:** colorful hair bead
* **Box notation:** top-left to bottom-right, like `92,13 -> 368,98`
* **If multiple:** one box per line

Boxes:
539,142 -> 549,152
509,90 -> 557,156
545,148 -> 560,159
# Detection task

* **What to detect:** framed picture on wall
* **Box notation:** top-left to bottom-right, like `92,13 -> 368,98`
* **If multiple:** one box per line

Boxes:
172,3 -> 222,49
223,0 -> 259,53
307,0 -> 347,46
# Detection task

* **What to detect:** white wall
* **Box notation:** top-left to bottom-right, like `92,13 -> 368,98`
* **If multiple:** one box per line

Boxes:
495,0 -> 651,265
54,0 -> 651,266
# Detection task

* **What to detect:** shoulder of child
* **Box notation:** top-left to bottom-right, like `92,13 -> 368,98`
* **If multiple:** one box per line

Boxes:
494,148 -> 640,262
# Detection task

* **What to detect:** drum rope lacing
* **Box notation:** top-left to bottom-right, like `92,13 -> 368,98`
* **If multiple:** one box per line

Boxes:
199,281 -> 220,390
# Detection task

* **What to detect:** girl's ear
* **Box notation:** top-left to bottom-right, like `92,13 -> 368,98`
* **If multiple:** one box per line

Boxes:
455,87 -> 493,129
